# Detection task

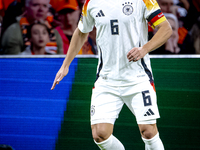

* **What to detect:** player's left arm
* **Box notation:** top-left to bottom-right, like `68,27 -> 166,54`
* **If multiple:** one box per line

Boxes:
144,20 -> 173,53
127,20 -> 172,62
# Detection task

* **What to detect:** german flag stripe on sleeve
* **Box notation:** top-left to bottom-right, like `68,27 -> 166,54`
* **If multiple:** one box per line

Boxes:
147,9 -> 166,29
82,0 -> 90,16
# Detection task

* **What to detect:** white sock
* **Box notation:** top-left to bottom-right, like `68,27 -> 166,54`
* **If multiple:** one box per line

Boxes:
94,134 -> 125,150
142,133 -> 164,150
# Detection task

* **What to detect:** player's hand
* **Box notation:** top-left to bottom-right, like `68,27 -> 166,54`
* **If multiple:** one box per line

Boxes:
51,67 -> 69,90
127,47 -> 147,62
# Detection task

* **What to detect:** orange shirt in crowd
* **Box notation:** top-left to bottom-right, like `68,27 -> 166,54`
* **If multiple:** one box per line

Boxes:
178,27 -> 188,45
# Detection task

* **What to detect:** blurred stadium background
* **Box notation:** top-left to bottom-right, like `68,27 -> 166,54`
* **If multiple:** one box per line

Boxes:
0,55 -> 200,150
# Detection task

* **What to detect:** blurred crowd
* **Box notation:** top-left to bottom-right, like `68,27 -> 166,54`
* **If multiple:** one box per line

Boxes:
0,0 -> 199,55
149,0 -> 200,54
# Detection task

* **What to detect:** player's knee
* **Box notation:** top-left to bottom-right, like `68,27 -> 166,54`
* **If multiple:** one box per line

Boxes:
139,123 -> 158,139
92,126 -> 111,142
141,129 -> 155,139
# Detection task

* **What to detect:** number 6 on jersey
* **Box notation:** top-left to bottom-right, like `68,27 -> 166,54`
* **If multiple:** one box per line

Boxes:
110,19 -> 119,35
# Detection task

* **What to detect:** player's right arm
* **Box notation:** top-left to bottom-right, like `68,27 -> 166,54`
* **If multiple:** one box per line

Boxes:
51,28 -> 89,90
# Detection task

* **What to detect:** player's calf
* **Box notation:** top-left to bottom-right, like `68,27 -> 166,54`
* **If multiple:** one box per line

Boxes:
139,124 -> 164,150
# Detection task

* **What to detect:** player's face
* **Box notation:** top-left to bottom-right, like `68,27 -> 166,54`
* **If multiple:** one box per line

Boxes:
157,0 -> 173,13
27,0 -> 49,21
31,24 -> 49,48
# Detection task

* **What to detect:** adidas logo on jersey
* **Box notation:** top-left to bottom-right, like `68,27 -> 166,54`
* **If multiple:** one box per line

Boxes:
96,10 -> 105,17
144,109 -> 155,116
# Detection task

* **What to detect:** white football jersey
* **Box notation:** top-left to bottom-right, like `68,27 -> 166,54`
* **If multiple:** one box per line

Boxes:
78,0 -> 166,86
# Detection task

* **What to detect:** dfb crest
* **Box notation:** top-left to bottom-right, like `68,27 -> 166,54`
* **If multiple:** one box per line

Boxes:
122,2 -> 133,16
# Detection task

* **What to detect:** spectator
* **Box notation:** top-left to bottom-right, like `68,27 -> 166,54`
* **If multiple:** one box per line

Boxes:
150,13 -> 180,54
150,13 -> 195,54
191,16 -> 200,54
157,0 -> 188,29
183,0 -> 200,31
0,0 -> 25,38
1,0 -> 63,54
21,21 -> 51,55
157,0 -> 174,13
156,0 -> 195,54
164,13 -> 180,54
53,0 -> 80,54
53,0 -> 97,55
157,0 -> 187,19
0,0 -> 20,17
173,0 -> 190,11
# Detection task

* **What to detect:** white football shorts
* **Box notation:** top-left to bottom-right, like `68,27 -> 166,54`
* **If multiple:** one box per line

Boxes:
90,77 -> 160,125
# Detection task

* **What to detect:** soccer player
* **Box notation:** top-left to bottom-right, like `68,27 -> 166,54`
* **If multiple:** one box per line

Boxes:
51,0 -> 172,149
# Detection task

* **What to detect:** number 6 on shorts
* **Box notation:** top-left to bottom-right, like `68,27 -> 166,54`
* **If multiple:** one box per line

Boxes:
142,90 -> 152,106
